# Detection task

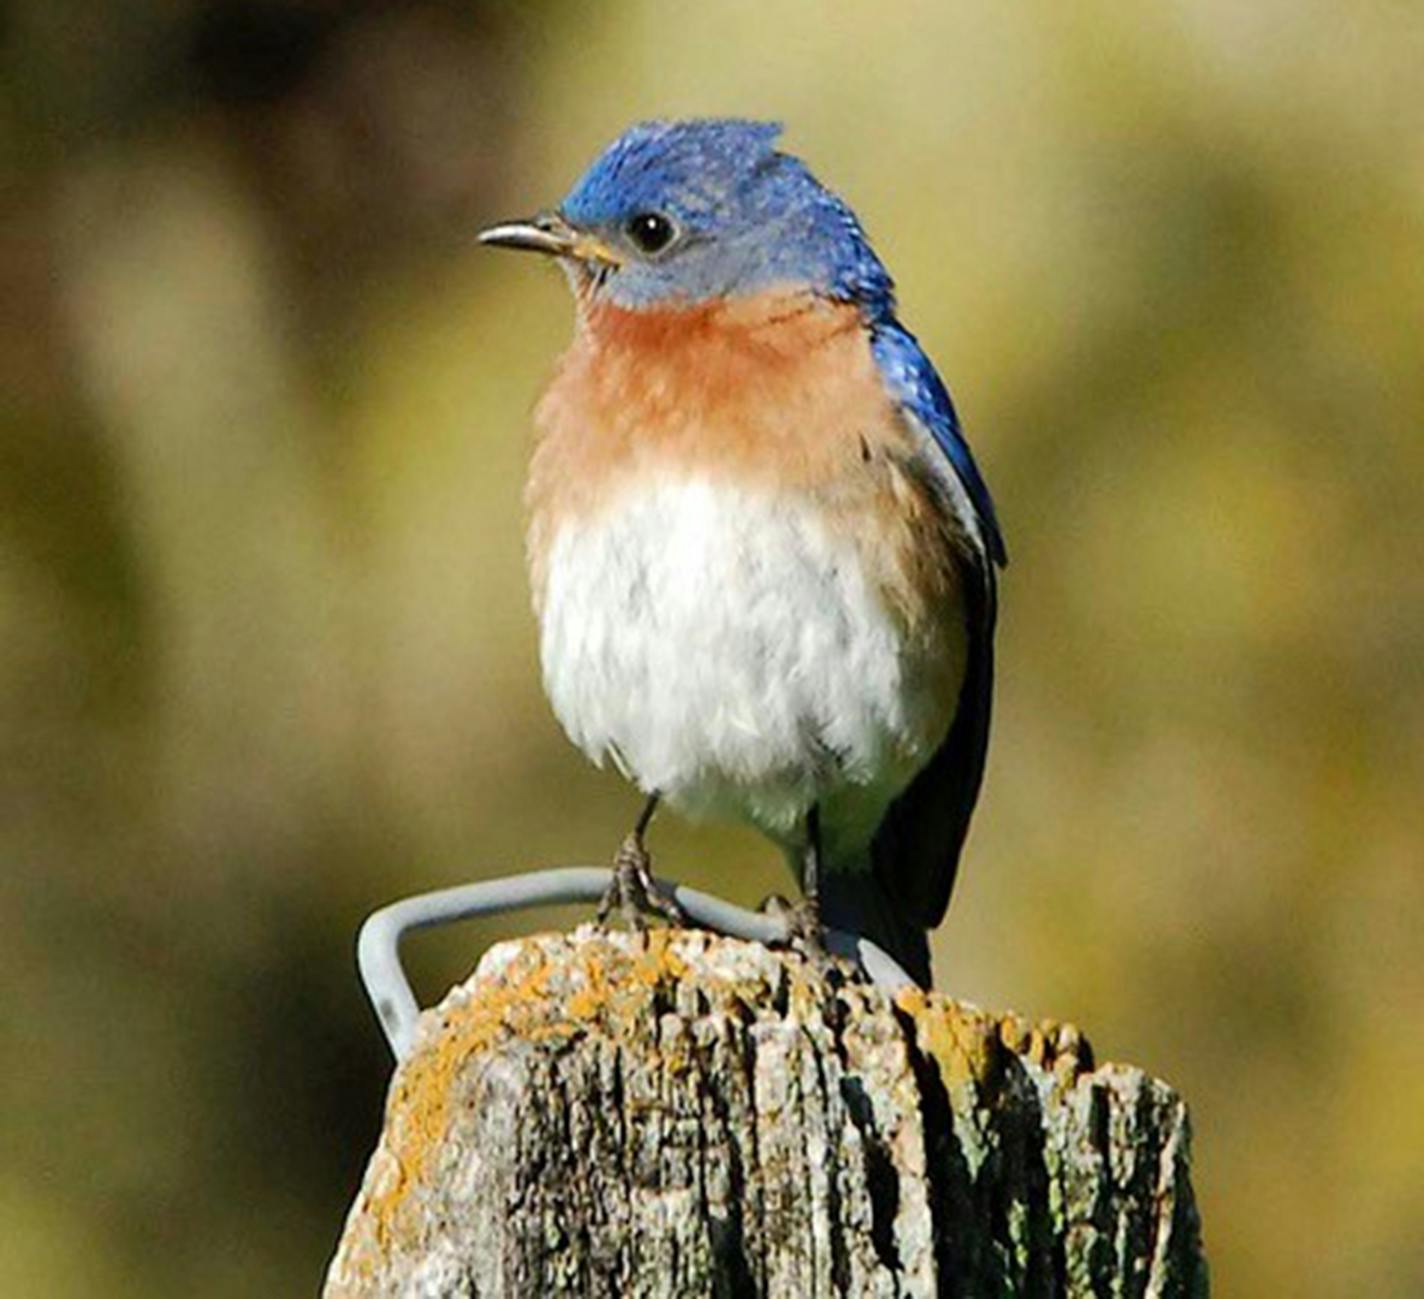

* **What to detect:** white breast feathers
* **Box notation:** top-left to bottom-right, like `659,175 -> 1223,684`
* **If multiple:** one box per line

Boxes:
535,475 -> 964,865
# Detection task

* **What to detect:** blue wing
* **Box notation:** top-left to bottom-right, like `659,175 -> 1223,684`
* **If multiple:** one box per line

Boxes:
870,321 -> 1006,566
867,320 -> 1004,935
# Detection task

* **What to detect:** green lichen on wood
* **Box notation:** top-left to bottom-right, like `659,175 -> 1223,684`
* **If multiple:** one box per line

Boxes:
326,928 -> 1207,1298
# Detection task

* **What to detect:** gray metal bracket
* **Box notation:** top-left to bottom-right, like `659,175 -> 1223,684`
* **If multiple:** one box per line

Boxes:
358,867 -> 915,1060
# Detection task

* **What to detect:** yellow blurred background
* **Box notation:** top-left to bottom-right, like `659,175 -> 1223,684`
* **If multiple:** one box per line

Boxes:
3,2 -> 1422,1293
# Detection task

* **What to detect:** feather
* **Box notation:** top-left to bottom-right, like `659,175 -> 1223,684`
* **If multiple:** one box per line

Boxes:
868,321 -> 1004,930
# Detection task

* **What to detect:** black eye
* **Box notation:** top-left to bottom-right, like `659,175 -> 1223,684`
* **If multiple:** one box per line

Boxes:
625,211 -> 676,255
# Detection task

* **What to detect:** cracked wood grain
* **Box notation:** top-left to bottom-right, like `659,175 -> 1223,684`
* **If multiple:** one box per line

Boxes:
325,927 -> 1207,1297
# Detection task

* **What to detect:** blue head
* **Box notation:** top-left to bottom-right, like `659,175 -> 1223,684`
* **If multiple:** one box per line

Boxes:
481,119 -> 895,315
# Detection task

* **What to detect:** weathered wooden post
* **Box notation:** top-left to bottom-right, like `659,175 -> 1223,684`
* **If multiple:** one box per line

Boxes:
325,925 -> 1206,1296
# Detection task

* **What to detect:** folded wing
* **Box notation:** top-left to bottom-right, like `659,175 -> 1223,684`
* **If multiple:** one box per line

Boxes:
868,321 -> 1005,934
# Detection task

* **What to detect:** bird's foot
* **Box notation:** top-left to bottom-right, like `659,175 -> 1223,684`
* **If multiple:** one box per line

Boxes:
597,832 -> 686,930
761,892 -> 845,981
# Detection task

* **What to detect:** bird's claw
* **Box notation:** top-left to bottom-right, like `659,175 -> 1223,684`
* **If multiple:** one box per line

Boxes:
761,892 -> 844,979
596,832 -> 686,930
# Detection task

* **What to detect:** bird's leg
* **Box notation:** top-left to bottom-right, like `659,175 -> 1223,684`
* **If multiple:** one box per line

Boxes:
597,792 -> 686,929
783,804 -> 830,958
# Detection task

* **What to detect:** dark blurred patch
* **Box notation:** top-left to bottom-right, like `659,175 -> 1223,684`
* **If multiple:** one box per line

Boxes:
188,1 -> 346,106
216,895 -> 392,1238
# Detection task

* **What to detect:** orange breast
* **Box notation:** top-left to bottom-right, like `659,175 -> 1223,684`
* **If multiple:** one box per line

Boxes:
526,289 -> 966,640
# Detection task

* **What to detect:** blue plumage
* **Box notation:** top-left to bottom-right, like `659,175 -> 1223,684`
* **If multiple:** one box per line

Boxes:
562,119 -> 785,226
561,119 -> 894,313
870,322 -> 1008,567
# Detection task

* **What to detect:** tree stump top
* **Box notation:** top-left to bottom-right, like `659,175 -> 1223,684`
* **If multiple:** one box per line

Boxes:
326,927 -> 1206,1297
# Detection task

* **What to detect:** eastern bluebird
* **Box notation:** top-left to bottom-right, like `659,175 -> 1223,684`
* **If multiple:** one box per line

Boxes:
480,120 -> 1005,986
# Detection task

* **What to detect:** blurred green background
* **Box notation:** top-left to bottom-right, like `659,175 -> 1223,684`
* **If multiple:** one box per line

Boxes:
3,1 -> 1422,1294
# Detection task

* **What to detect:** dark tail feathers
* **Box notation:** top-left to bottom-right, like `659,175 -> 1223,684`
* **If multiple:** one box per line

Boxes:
821,868 -> 932,988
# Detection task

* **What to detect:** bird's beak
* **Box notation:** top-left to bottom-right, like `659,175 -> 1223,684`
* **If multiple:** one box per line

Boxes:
478,211 -> 623,266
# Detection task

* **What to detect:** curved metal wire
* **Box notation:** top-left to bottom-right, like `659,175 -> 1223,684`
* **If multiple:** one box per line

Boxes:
357,867 -> 916,1059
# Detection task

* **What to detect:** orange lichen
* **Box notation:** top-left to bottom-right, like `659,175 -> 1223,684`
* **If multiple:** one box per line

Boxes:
895,987 -> 1005,1092
366,943 -> 563,1250
896,987 -> 1093,1096
363,929 -> 735,1255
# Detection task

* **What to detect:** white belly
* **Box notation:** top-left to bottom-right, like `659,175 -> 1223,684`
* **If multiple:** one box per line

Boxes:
536,477 -> 961,863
